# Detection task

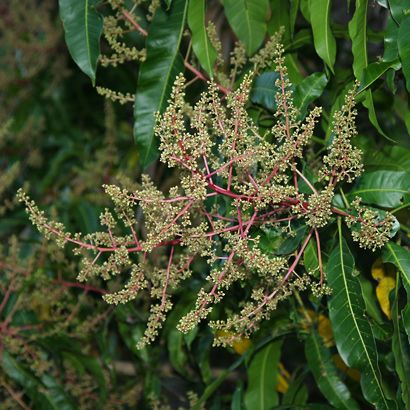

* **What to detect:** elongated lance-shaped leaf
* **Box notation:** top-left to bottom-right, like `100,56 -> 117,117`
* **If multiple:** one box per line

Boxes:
327,219 -> 396,410
59,0 -> 102,86
348,0 -> 395,141
398,16 -> 410,94
187,0 -> 217,77
391,275 -> 410,408
134,0 -> 188,167
306,329 -> 360,410
244,340 -> 282,410
223,0 -> 269,56
348,0 -> 368,79
309,0 -> 336,73
382,242 -> 410,342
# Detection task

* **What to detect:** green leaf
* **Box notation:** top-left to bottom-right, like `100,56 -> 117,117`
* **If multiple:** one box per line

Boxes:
59,0 -> 102,86
277,224 -> 307,255
251,72 -> 280,110
2,352 -> 76,410
244,340 -> 282,410
306,329 -> 360,410
348,0 -> 368,79
391,275 -> 410,408
303,239 -> 319,277
359,60 -> 401,94
293,73 -> 328,119
188,0 -> 217,77
348,171 -> 410,208
133,0 -> 188,167
223,0 -> 269,56
397,16 -> 410,93
268,0 -> 290,40
382,242 -> 410,295
362,145 -> 410,172
309,0 -> 336,72
383,16 -> 399,62
362,90 -> 395,142
327,220 -> 396,410
358,275 -> 385,325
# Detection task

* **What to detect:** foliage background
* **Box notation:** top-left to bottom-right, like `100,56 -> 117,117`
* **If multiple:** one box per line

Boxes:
1,0 -> 410,409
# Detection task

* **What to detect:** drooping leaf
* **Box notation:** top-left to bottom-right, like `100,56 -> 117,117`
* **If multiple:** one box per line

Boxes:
359,59 -> 401,93
397,16 -> 410,93
293,72 -> 328,119
244,340 -> 282,410
59,0 -> 102,86
223,0 -> 269,56
348,0 -> 393,141
309,0 -> 336,72
188,0 -> 217,77
348,170 -> 410,208
391,275 -> 410,408
306,329 -> 360,410
327,220 -> 396,410
134,0 -> 188,166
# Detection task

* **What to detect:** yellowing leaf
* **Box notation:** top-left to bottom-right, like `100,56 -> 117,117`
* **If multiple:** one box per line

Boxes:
332,354 -> 361,382
277,362 -> 290,393
232,337 -> 252,355
215,330 -> 252,355
371,258 -> 396,319
376,277 -> 396,320
302,309 -> 334,347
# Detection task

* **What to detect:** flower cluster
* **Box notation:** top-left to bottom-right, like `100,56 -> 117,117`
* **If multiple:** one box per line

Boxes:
18,38 -> 395,348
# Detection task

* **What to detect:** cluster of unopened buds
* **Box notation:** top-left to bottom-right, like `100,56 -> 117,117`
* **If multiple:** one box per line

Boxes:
18,37 -> 395,348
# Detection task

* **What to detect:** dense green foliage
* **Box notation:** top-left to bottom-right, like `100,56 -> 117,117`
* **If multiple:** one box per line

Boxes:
1,1 -> 410,409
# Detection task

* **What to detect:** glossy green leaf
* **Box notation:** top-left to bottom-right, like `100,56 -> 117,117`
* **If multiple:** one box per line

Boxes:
383,16 -> 399,62
306,329 -> 360,410
59,0 -> 102,86
358,275 -> 384,325
348,171 -> 410,208
362,145 -> 410,172
244,340 -> 282,410
391,276 -> 410,408
389,0 -> 410,24
134,0 -> 188,166
397,16 -> 410,93
188,0 -> 217,77
382,242 -> 410,295
327,220 -> 396,410
359,60 -> 401,93
251,72 -> 280,110
362,90 -> 395,142
294,72 -> 328,118
224,0 -> 269,56
348,0 -> 368,79
268,0 -> 290,40
309,0 -> 336,72
303,239 -> 319,277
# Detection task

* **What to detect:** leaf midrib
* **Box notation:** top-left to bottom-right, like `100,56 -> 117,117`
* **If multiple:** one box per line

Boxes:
337,222 -> 389,409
